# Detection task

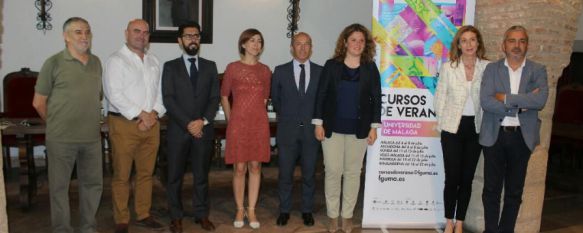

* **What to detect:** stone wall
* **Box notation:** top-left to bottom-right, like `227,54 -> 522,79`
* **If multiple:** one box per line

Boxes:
465,1 -> 583,232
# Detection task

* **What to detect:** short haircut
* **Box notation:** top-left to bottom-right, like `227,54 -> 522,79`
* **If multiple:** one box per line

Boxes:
62,17 -> 89,32
126,19 -> 149,31
290,32 -> 312,46
503,25 -> 529,43
177,21 -> 201,38
238,28 -> 264,55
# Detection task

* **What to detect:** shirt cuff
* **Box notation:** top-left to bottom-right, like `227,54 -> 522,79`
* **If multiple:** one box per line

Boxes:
154,107 -> 166,118
124,108 -> 141,121
371,123 -> 382,128
203,118 -> 209,125
312,119 -> 323,126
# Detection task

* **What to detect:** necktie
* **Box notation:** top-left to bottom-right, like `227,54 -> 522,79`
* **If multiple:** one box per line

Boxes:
299,64 -> 306,96
188,57 -> 198,91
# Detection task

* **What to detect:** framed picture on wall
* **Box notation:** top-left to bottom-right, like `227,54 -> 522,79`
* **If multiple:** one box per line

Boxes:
142,0 -> 213,43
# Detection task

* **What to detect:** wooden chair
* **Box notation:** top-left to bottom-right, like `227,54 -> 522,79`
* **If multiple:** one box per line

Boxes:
2,68 -> 44,172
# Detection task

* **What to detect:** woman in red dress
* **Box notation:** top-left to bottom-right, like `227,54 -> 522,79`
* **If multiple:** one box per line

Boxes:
220,28 -> 271,229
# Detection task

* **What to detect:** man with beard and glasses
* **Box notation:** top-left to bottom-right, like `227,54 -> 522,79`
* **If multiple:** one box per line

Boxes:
103,19 -> 166,233
161,21 -> 219,233
480,25 -> 548,233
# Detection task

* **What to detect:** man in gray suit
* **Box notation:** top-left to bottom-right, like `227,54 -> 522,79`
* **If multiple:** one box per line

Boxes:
161,21 -> 219,233
272,32 -> 323,227
479,25 -> 548,233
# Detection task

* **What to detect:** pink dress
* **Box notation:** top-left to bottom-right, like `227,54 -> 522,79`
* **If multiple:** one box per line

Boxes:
221,61 -> 272,164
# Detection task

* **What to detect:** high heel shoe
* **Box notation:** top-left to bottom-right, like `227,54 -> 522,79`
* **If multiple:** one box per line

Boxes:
233,208 -> 245,228
247,207 -> 260,229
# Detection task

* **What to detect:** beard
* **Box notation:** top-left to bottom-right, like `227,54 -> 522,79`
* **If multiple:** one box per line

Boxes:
184,42 -> 199,56
512,47 -> 522,53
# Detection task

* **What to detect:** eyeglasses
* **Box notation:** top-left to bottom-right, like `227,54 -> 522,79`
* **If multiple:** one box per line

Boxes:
182,33 -> 201,40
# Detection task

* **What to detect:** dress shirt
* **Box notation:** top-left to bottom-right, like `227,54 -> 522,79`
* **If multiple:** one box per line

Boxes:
501,58 -> 525,126
293,59 -> 310,92
103,44 -> 166,120
181,53 -> 209,125
182,54 -> 199,76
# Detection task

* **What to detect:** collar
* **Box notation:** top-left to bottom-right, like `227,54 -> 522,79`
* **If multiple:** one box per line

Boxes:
293,59 -> 310,68
121,44 -> 150,60
62,48 -> 93,62
182,54 -> 199,62
503,58 -> 526,70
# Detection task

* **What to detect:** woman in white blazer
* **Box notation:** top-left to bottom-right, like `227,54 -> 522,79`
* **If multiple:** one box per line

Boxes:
434,25 -> 489,233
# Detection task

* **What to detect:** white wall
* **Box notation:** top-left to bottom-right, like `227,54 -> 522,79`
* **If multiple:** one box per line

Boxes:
0,0 -> 371,98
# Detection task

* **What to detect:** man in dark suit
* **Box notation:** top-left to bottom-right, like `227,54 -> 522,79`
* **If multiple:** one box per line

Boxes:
161,21 -> 219,233
271,32 -> 323,227
480,25 -> 548,233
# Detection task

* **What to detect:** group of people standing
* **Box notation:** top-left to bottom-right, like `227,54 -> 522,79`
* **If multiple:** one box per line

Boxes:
31,15 -> 547,233
434,25 -> 548,233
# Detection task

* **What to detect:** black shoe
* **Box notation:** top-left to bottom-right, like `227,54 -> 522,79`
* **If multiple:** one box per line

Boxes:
302,213 -> 314,226
135,216 -> 164,230
276,213 -> 290,226
194,217 -> 216,231
114,224 -> 129,233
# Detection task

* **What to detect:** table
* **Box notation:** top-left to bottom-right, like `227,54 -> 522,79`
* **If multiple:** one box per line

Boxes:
1,118 -> 44,209
1,117 -> 277,209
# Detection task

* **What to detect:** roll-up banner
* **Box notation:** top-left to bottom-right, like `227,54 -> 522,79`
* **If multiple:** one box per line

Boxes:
363,0 -> 475,228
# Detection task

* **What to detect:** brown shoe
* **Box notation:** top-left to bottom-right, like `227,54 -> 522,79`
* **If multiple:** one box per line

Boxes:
195,217 -> 216,231
114,223 -> 128,233
135,216 -> 164,230
342,218 -> 353,233
170,219 -> 183,233
328,217 -> 338,233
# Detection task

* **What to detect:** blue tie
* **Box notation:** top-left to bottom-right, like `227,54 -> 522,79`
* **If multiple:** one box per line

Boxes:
188,57 -> 198,91
299,64 -> 306,96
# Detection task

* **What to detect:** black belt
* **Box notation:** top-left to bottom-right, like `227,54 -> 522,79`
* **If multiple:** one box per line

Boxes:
108,111 -> 138,121
501,126 -> 520,132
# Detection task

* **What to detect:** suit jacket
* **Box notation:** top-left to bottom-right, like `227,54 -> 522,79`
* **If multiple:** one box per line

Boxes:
313,59 -> 382,139
271,60 -> 323,145
434,59 -> 490,134
161,56 -> 220,140
479,58 -> 548,151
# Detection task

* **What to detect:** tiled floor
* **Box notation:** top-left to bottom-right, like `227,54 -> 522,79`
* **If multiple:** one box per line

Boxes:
3,158 -> 583,233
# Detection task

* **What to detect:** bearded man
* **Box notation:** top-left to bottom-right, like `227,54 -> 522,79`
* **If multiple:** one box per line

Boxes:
161,21 -> 220,233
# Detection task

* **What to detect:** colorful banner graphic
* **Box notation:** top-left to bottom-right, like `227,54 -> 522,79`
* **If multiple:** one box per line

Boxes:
363,0 -> 475,228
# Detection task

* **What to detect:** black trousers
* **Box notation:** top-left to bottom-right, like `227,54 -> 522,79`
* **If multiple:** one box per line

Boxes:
166,132 -> 213,220
277,126 -> 320,214
440,116 -> 482,220
482,128 -> 531,233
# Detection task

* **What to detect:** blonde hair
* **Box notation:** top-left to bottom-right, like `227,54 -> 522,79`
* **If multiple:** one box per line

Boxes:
449,25 -> 487,68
